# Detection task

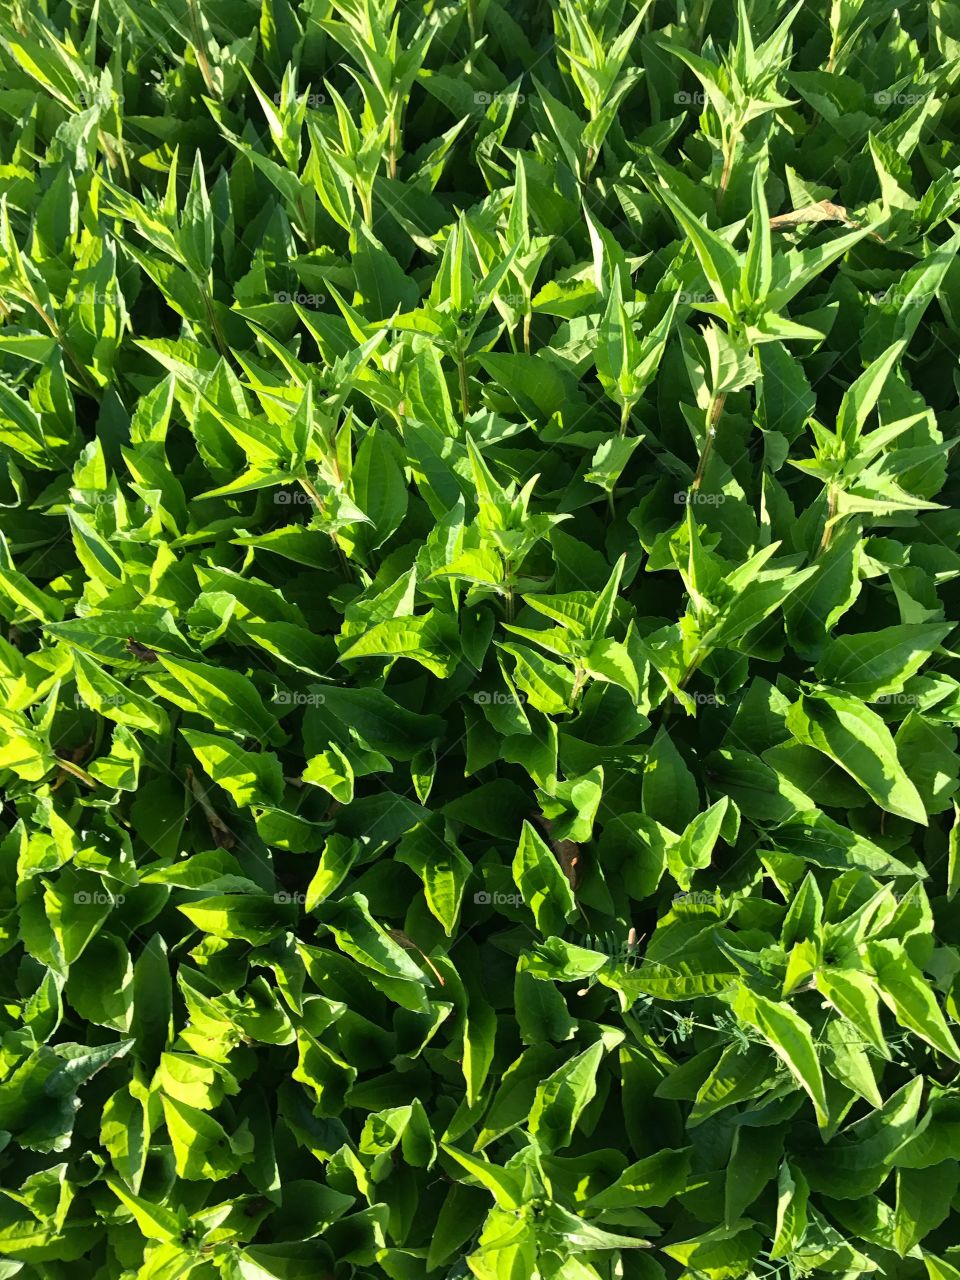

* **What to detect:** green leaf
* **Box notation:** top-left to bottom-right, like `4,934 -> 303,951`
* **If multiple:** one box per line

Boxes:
440,1145 -> 526,1210
314,894 -> 430,989
643,727 -> 699,829
652,183 -> 741,308
397,822 -> 471,936
159,1093 -> 241,1181
729,987 -> 828,1127
836,340 -> 907,451
787,691 -> 928,824
182,729 -> 285,808
866,940 -> 960,1063
512,820 -> 577,936
529,1041 -> 606,1152
669,797 -> 730,891
815,623 -> 952,699
147,656 -> 287,748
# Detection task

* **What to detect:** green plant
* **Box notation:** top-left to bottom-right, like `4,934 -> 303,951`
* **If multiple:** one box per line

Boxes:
1,1 -> 960,1277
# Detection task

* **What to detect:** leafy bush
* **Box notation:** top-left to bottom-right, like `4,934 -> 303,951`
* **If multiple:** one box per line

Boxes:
2,0 -> 960,1276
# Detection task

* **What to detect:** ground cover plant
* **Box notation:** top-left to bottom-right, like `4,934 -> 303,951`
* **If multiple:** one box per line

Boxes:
2,0 -> 960,1275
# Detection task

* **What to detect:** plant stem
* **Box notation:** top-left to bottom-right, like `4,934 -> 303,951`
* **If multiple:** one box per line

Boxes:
186,766 -> 234,847
98,129 -> 121,172
571,662 -> 586,704
502,558 -> 515,623
112,113 -> 132,181
696,0 -> 714,44
298,474 -> 351,579
187,0 -> 217,98
298,474 -> 325,510
55,757 -> 99,788
718,150 -> 733,202
196,276 -> 228,358
817,486 -> 838,557
609,401 -> 636,518
297,195 -> 315,249
360,187 -> 374,230
691,392 -> 726,491
388,115 -> 398,180
26,296 -> 99,397
717,126 -> 740,204
457,347 -> 471,418
467,0 -> 478,45
678,644 -> 708,692
523,308 -> 532,355
331,537 -> 351,580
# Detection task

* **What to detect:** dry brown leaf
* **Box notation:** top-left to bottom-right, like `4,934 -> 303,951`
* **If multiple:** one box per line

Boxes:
532,812 -> 581,891
769,200 -> 856,230
387,929 -> 446,986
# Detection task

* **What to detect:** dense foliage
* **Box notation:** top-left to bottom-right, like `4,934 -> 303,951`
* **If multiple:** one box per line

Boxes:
2,0 -> 960,1276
